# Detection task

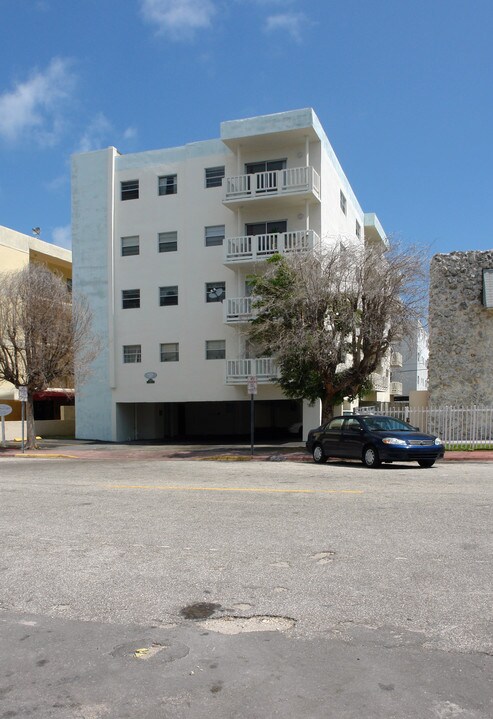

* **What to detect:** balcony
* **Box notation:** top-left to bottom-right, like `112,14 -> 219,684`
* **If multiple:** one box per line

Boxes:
223,166 -> 321,207
226,358 -> 279,385
390,381 -> 404,395
224,229 -> 319,265
390,350 -> 403,368
224,297 -> 257,324
370,372 -> 389,393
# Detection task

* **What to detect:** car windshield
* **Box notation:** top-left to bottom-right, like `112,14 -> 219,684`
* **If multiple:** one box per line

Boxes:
363,417 -> 415,432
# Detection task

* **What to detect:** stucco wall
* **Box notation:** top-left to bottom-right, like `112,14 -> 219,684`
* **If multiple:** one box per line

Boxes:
428,251 -> 493,405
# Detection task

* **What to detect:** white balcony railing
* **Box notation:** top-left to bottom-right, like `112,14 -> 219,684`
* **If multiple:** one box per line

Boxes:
370,372 -> 389,393
390,351 -> 403,367
224,297 -> 257,323
390,381 -> 404,395
226,358 -> 279,385
224,166 -> 321,203
225,229 -> 319,264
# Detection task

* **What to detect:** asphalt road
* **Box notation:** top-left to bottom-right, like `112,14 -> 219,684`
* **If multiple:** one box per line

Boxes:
0,458 -> 492,718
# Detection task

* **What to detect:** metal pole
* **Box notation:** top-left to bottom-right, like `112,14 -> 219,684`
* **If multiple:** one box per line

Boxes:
21,400 -> 25,453
250,392 -> 254,458
1,417 -> 5,448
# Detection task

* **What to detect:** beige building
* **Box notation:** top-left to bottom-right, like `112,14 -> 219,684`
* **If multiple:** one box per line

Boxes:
0,225 -> 72,421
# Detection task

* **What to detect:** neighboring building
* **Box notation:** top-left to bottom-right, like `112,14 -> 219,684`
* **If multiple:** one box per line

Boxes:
72,108 -> 388,442
0,225 -> 73,421
391,321 -> 429,397
428,250 -> 493,406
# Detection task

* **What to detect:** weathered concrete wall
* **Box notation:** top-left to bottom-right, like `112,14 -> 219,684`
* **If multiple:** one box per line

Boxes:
429,251 -> 493,406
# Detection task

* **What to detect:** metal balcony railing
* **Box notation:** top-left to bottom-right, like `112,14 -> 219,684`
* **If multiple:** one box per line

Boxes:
390,351 -> 403,367
370,372 -> 389,392
226,358 -> 279,385
224,166 -> 321,203
224,297 -> 257,323
390,381 -> 404,395
224,229 -> 318,264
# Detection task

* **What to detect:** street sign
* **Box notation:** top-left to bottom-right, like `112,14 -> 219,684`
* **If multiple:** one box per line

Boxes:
0,404 -> 12,417
18,386 -> 28,402
247,376 -> 258,395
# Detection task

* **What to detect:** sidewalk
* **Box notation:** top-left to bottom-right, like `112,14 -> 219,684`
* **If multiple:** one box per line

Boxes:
1,438 -> 492,462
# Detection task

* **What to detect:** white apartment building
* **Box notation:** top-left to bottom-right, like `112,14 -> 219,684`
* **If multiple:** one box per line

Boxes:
392,321 -> 429,397
72,108 -> 387,442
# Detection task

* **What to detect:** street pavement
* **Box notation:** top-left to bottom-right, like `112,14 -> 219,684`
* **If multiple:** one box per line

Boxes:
0,456 -> 492,718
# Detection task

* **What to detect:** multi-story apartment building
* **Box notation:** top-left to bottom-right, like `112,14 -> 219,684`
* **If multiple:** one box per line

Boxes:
72,109 -> 388,442
0,225 -> 72,420
391,321 -> 429,397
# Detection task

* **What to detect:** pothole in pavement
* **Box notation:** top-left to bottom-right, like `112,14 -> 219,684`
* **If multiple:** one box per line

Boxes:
197,615 -> 296,634
180,602 -> 296,634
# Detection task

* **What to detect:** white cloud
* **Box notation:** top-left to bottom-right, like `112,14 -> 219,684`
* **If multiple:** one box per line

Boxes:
52,225 -> 72,249
77,113 -> 113,153
123,126 -> 137,140
264,12 -> 306,41
0,58 -> 74,145
140,0 -> 216,38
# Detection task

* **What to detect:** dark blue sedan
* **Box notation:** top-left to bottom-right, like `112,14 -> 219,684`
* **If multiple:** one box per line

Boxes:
306,414 -> 445,468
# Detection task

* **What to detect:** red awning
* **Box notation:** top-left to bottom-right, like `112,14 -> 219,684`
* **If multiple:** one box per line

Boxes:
33,389 -> 75,400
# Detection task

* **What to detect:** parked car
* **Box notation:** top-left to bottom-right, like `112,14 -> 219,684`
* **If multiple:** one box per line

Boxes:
306,414 -> 445,468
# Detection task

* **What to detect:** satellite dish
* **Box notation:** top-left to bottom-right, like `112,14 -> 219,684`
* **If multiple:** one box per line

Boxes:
144,371 -> 157,384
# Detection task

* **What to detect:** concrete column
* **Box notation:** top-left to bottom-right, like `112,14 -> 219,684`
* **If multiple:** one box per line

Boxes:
302,399 -> 322,440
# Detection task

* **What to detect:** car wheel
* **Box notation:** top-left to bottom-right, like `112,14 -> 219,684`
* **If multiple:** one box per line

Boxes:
363,445 -> 381,468
312,444 -> 328,464
418,459 -> 435,468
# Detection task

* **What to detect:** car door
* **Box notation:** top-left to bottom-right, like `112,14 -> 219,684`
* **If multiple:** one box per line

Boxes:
341,417 -> 365,458
320,417 -> 345,457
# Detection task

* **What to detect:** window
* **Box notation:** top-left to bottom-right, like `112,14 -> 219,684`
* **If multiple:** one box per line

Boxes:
159,285 -> 178,306
355,220 -> 361,239
205,166 -> 225,188
122,289 -> 140,309
158,174 -> 177,196
206,282 -> 226,303
245,159 -> 286,174
121,236 -> 139,256
121,180 -> 139,201
246,220 -> 287,236
158,231 -> 177,253
483,269 -> 493,308
205,225 -> 225,247
340,190 -> 347,215
160,342 -> 179,362
123,345 -> 141,363
206,340 -> 225,360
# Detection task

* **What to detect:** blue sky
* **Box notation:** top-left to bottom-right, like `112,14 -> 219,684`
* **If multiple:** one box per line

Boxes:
1,0 -> 492,253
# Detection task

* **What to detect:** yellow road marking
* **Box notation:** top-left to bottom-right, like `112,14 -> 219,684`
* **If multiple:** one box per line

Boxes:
110,484 -> 363,495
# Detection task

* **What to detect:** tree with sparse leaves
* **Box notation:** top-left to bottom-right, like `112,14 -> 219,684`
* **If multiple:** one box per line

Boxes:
247,240 -> 427,423
0,264 -> 99,448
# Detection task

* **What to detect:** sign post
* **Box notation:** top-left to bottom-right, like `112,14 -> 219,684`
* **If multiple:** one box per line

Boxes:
18,386 -> 28,453
0,404 -> 13,448
247,376 -> 257,458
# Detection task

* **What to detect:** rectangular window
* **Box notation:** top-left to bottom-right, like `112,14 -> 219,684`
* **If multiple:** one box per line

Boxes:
205,225 -> 225,247
158,231 -> 178,253
160,342 -> 179,362
206,340 -> 226,360
122,289 -> 140,309
340,190 -> 347,215
121,180 -> 139,201
158,174 -> 177,196
483,269 -> 493,308
355,220 -> 361,239
205,166 -> 225,188
121,236 -> 140,256
123,345 -> 141,363
159,285 -> 178,306
206,282 -> 226,303
246,220 -> 287,236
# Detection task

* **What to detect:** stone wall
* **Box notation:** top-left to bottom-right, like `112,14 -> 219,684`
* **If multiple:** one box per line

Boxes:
429,250 -> 493,406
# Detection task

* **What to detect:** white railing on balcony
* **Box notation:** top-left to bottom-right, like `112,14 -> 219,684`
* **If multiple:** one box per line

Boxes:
224,166 -> 321,202
224,297 -> 256,323
226,358 -> 279,384
390,351 -> 403,367
390,381 -> 404,395
225,229 -> 318,263
370,372 -> 389,392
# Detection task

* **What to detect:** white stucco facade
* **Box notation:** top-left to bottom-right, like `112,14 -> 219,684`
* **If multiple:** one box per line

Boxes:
72,109 -> 387,441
